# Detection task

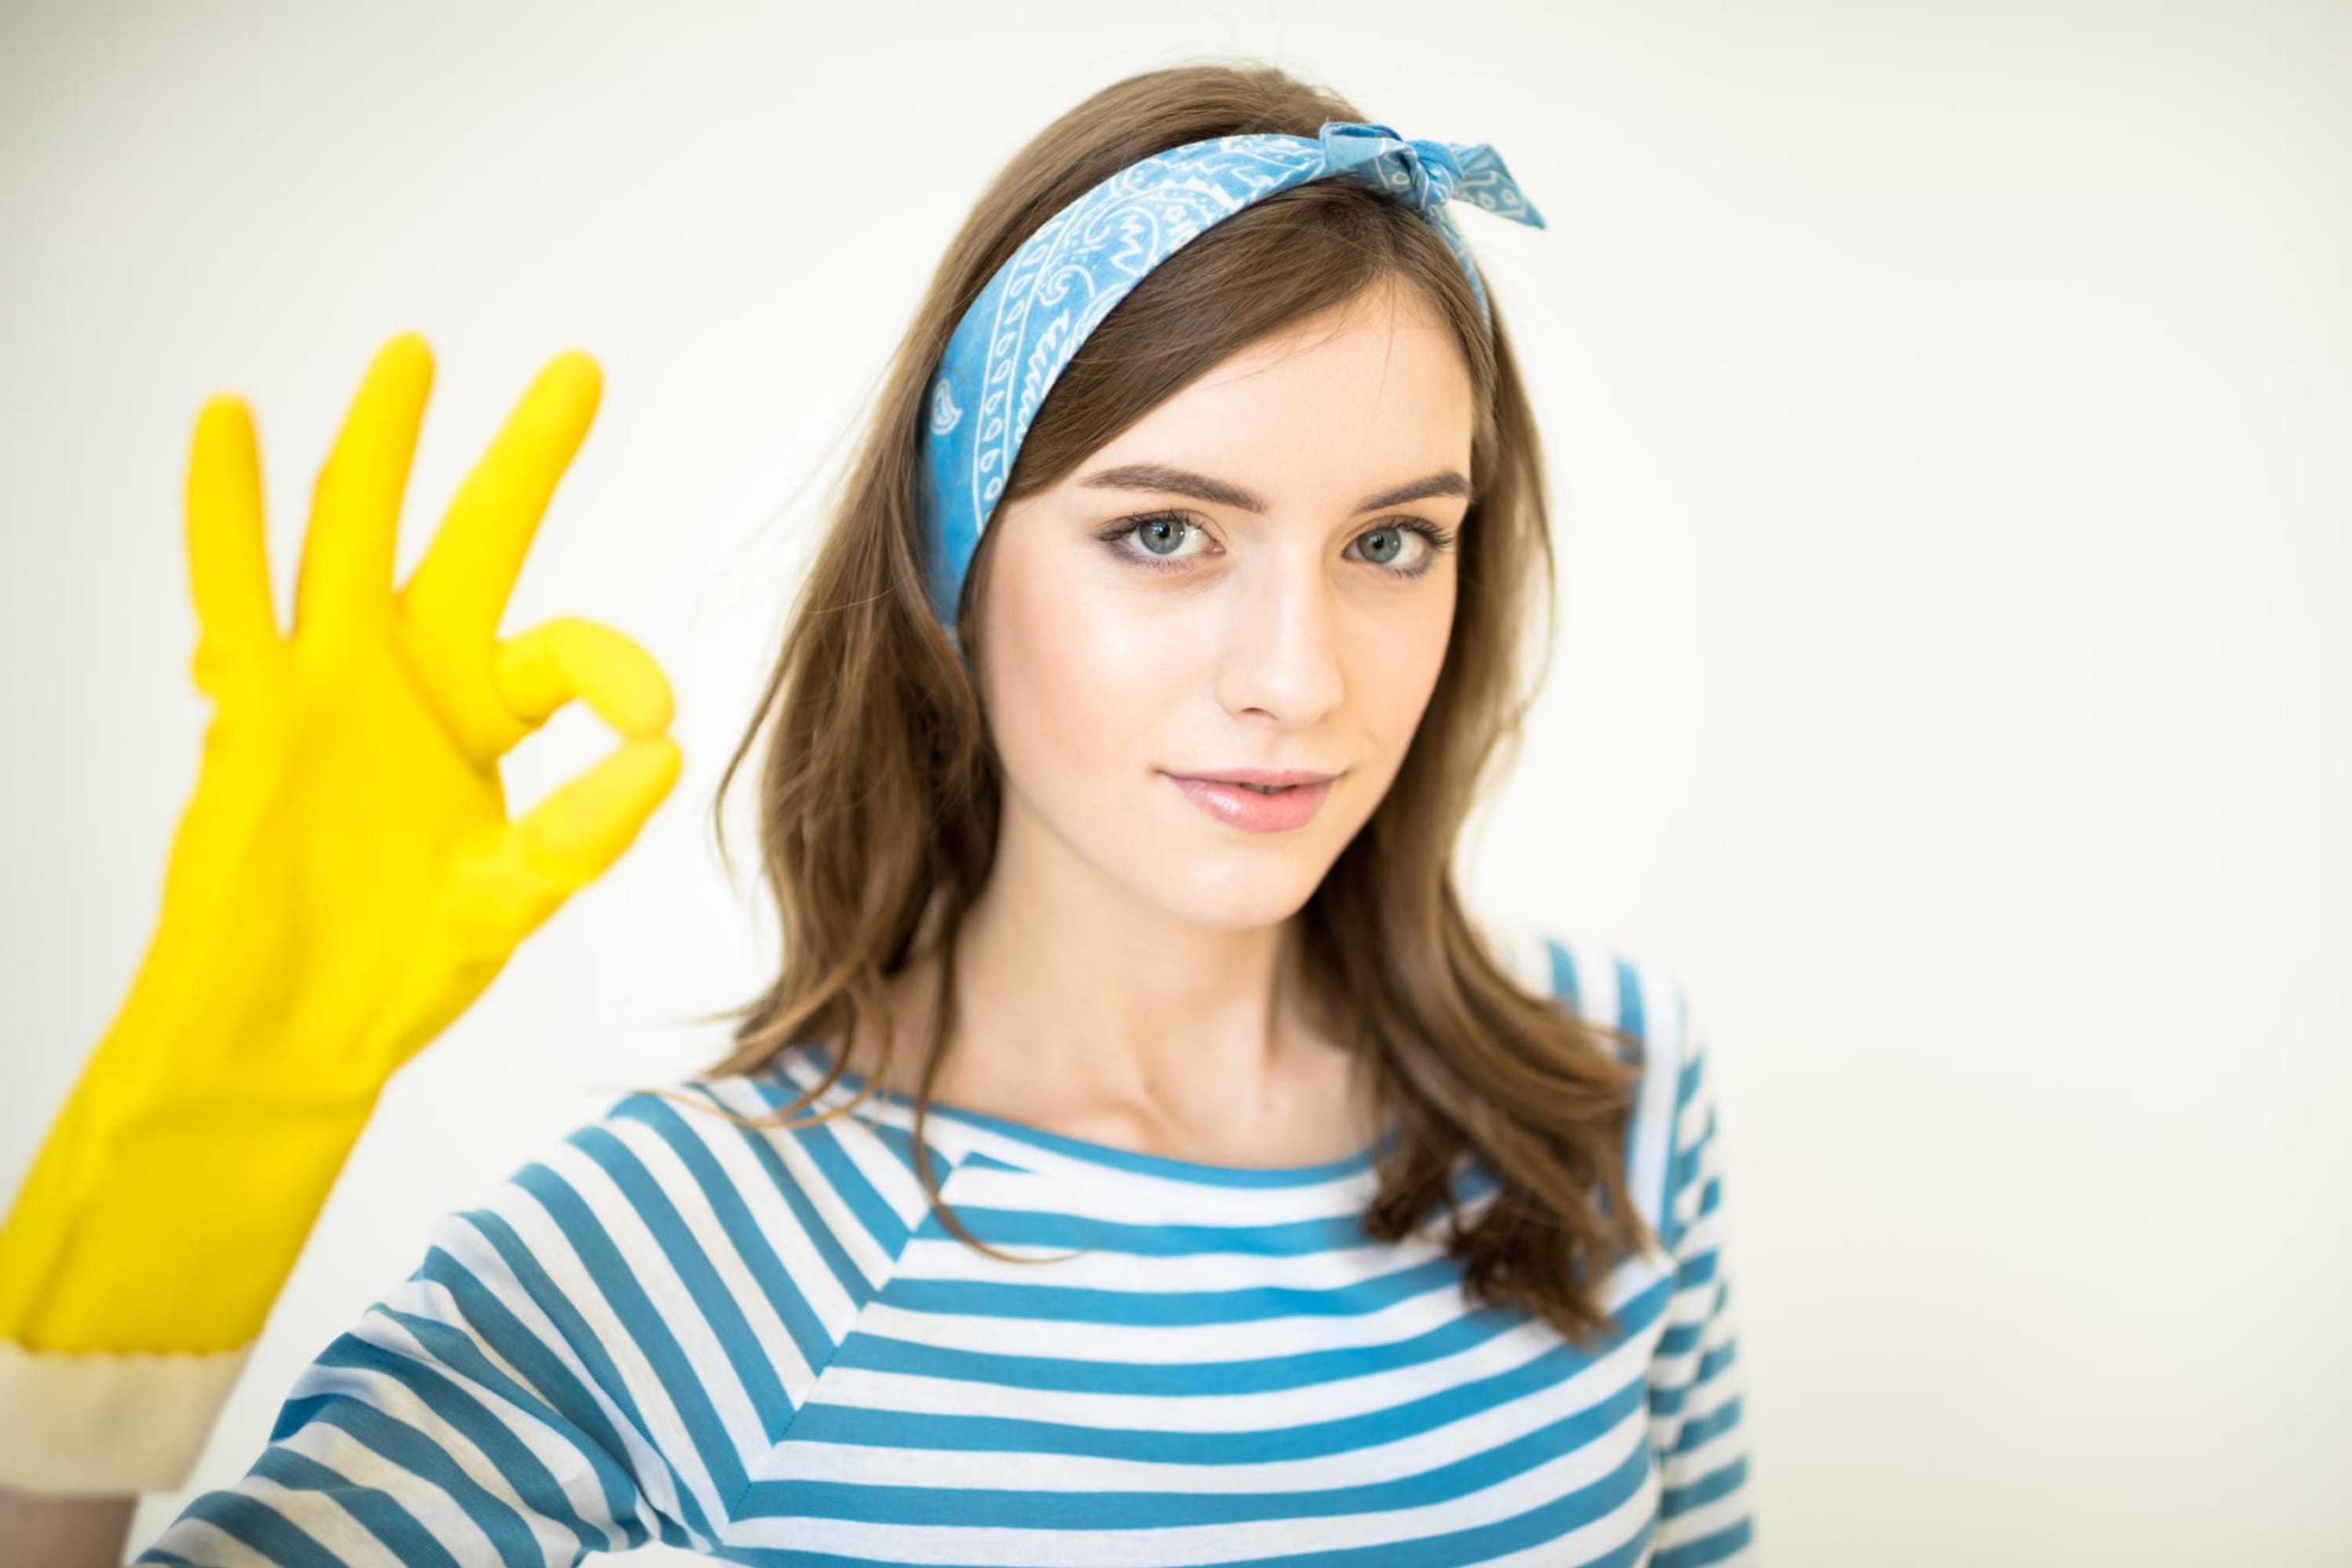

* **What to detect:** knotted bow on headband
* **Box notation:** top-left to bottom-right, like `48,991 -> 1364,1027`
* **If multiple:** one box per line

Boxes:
919,118 -> 1545,644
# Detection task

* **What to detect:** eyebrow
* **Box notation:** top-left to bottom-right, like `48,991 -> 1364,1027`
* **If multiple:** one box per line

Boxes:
1074,461 -> 1474,515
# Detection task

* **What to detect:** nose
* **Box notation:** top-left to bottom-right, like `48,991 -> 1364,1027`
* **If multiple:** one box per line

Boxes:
1213,550 -> 1347,725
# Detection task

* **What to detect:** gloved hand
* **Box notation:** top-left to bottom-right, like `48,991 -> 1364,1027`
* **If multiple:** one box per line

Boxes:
0,332 -> 681,1492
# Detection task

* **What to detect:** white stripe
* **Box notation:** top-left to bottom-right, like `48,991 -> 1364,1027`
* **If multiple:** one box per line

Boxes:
1661,1391 -> 1746,1477
136,1515 -> 270,1566
590,1111 -> 833,1396
869,1218 -> 1657,1364
262,1409 -> 495,1564
534,1137 -> 775,1473
850,1269 -> 1479,1362
752,1305 -> 1658,1494
727,1405 -> 1659,1565
1654,1483 -> 1756,1558
413,1212 -> 684,1540
456,1178 -> 726,1543
697,1076 -> 902,1290
801,1306 -> 1614,1433
359,1294 -> 622,1555
935,1159 -> 1378,1225
891,1212 -> 1454,1298
223,1466 -> 413,1568
1626,963 -> 1688,1259
712,1074 -> 918,1270
633,1084 -> 866,1331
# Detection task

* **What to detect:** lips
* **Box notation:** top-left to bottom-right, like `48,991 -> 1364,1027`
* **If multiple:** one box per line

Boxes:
1173,768 -> 1337,789
1165,771 -> 1336,833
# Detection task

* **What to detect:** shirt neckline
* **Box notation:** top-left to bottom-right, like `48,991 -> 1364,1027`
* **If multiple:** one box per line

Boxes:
786,1040 -> 1396,1190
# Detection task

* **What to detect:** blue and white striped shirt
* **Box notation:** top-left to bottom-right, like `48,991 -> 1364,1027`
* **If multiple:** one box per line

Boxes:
137,931 -> 1754,1565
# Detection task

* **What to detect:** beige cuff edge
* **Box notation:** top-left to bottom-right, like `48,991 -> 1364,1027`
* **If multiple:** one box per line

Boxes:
0,1338 -> 251,1496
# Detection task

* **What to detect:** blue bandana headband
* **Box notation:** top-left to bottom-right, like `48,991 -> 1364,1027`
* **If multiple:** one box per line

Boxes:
917,118 -> 1545,644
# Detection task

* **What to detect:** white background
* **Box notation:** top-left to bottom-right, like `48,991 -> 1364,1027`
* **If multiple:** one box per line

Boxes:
4,2 -> 2347,1562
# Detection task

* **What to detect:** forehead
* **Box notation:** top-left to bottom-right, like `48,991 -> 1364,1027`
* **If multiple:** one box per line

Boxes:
1069,295 -> 1475,505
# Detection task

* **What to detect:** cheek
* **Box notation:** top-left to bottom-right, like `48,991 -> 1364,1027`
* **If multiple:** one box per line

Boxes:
981,559 -> 1170,790
1351,582 -> 1457,778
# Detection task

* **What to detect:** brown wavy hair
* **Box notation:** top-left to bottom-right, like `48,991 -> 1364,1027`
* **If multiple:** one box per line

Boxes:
655,57 -> 1655,1346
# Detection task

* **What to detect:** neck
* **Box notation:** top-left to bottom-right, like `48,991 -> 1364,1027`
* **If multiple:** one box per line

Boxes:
878,811 -> 1371,1157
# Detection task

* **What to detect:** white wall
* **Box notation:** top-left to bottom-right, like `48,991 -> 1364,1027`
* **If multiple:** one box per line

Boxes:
3,2 -> 2344,1561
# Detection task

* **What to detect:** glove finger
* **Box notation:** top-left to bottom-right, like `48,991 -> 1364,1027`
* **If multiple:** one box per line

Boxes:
492,614 -> 673,739
184,394 -> 282,700
455,734 -> 681,951
292,333 -> 430,661
397,348 -> 601,652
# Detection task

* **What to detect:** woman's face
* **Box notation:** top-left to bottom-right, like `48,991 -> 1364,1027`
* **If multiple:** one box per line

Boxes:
971,284 -> 1475,929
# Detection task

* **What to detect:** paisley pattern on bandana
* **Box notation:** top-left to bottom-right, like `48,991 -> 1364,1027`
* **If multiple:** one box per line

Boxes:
919,118 -> 1546,642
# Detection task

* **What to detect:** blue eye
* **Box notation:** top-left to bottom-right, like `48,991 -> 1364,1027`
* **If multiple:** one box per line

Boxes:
1098,511 -> 1457,579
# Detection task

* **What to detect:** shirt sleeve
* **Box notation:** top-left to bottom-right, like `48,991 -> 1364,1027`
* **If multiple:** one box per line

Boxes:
128,1084 -> 815,1566
1646,980 -> 1759,1565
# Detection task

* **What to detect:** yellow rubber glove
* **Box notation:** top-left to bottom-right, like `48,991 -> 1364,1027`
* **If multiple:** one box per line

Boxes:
0,332 -> 681,1491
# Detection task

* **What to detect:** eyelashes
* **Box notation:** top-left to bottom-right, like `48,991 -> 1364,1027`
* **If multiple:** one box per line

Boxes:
1095,510 -> 1458,580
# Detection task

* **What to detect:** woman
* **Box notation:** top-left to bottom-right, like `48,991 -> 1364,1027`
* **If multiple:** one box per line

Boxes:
0,60 -> 1753,1565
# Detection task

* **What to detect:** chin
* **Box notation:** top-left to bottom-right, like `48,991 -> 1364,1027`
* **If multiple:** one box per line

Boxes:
1134,856 -> 1335,932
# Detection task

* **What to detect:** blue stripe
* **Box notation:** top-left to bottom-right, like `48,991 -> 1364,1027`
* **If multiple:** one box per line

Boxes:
135,1489 -> 349,1568
882,1253 -> 1469,1327
1669,1394 -> 1744,1456
1659,1051 -> 1708,1252
260,1388 -> 543,1566
744,1374 -> 1651,1531
920,1204 -> 1381,1258
1651,1309 -> 1737,1417
789,1114 -> 916,1256
864,1116 -> 965,1189
1613,956 -> 1648,1044
695,1080 -> 885,1310
459,1204 -> 724,1544
1348,1438 -> 1661,1568
1655,1266 -> 1724,1363
399,1240 -> 655,1544
507,1160 -> 753,1506
1544,934 -> 1584,1014
830,1297 -> 1531,1394
566,1121 -> 797,1438
608,1094 -> 842,1388
1654,1514 -> 1757,1566
297,1327 -> 605,1559
771,1270 -> 1677,1465
248,1446 -> 463,1568
1662,1452 -> 1748,1517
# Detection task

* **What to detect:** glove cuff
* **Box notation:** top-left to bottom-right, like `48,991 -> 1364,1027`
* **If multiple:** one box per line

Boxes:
0,1338 -> 250,1495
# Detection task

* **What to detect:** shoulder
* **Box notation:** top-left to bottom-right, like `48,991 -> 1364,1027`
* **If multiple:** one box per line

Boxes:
432,1055 -> 968,1369
1473,913 -> 1716,1251
539,1056 -> 971,1283
128,1056 -> 975,1556
1475,913 -> 1700,1062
